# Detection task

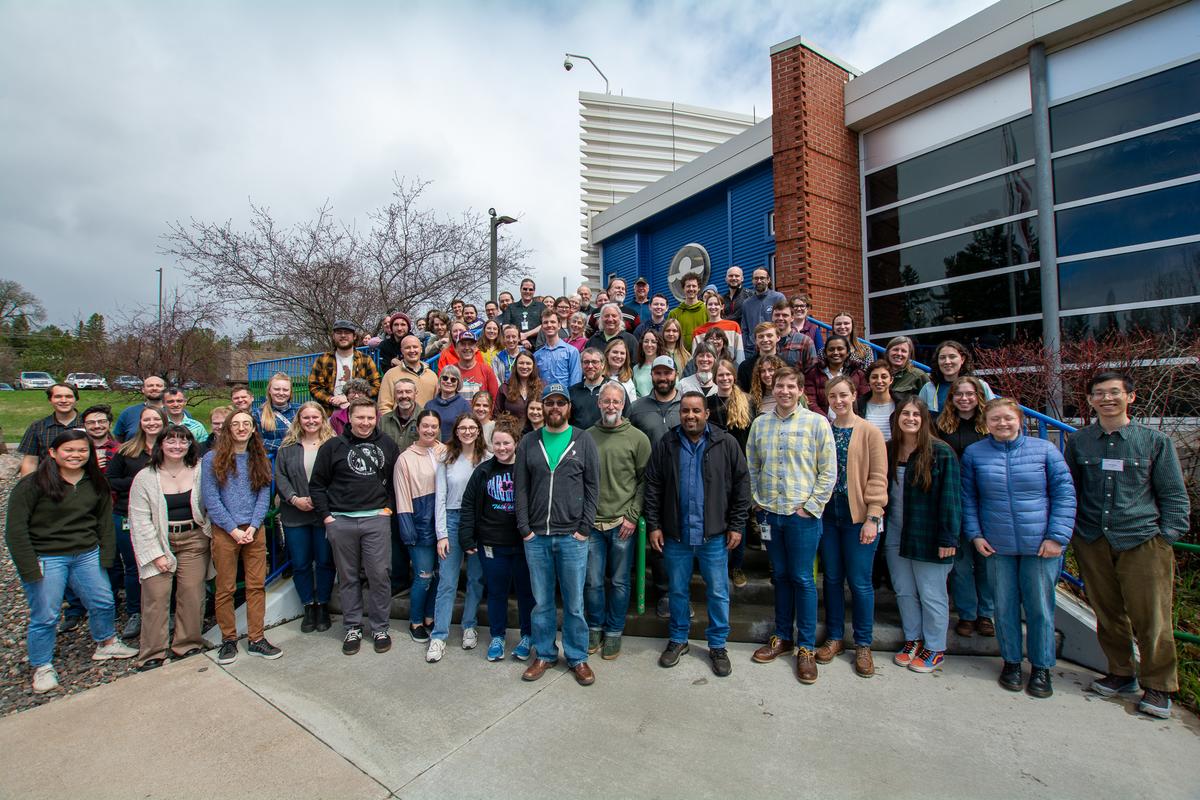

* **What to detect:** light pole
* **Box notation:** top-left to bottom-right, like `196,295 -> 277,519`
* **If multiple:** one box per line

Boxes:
563,53 -> 609,94
489,208 -> 517,303
156,267 -> 163,374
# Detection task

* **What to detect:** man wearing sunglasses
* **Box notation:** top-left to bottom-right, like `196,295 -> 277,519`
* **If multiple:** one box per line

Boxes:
499,277 -> 546,347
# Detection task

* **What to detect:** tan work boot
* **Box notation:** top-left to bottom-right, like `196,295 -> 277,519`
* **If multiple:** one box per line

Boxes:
815,638 -> 845,664
854,645 -> 875,677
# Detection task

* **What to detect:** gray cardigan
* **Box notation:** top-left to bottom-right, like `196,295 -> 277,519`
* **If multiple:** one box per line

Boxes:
274,441 -> 323,527
128,466 -> 213,582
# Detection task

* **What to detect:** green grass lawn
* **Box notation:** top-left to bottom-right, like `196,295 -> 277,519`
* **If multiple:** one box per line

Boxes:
0,390 -> 231,443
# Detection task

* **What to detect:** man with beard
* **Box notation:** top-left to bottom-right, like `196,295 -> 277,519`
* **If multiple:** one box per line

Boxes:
568,348 -> 617,431
113,375 -> 165,441
722,266 -> 746,324
515,384 -> 600,686
740,267 -> 786,359
310,398 -> 402,656
308,321 -> 382,414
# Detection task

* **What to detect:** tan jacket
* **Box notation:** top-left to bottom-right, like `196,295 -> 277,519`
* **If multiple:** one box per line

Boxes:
840,415 -> 889,523
378,362 -> 439,412
128,466 -> 214,582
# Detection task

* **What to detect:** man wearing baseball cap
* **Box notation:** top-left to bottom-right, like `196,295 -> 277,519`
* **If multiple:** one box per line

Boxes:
450,328 -> 499,403
514,383 -> 601,686
628,276 -> 652,326
308,320 -> 381,413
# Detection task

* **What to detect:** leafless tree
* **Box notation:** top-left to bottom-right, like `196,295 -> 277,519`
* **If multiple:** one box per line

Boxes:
0,280 -> 46,327
99,289 -> 229,386
162,177 -> 529,350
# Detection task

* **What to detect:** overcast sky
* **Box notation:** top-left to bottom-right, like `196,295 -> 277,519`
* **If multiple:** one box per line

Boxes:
1,0 -> 992,327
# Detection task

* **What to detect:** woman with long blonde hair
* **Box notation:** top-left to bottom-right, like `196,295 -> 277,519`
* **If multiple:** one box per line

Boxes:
254,372 -> 300,459
661,318 -> 690,376
274,401 -> 336,633
709,357 -> 754,587
603,337 -> 637,401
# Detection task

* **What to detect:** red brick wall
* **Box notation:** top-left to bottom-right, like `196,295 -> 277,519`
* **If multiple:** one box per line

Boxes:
771,44 -> 863,328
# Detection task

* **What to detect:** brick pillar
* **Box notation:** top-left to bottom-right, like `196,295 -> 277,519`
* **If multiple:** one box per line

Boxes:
771,43 -> 862,327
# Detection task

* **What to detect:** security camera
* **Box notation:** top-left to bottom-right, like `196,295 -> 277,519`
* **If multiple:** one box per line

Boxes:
563,56 -> 573,71
488,207 -> 497,217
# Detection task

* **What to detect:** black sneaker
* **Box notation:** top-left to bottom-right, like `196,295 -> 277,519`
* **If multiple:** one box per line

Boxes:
58,615 -> 83,634
373,630 -> 392,654
1138,688 -> 1172,719
1026,667 -> 1052,698
658,640 -> 689,668
247,638 -> 282,660
342,627 -> 363,656
1090,673 -> 1139,697
300,604 -> 317,633
217,640 -> 238,665
409,624 -> 430,643
655,596 -> 670,619
998,661 -> 1023,692
709,648 -> 732,677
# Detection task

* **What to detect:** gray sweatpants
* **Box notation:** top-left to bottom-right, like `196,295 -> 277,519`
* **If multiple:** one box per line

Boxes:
326,514 -> 393,634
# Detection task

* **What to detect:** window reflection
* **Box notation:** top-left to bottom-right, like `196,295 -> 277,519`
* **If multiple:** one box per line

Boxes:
869,268 -> 1040,333
1059,241 -> 1200,310
1054,119 -> 1200,204
868,221 -> 1038,291
1061,302 -> 1200,341
870,320 -> 1042,360
1056,181 -> 1200,257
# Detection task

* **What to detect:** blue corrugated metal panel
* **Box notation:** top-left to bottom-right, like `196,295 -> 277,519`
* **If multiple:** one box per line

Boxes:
729,161 -> 775,274
600,231 -> 637,284
646,193 -> 730,305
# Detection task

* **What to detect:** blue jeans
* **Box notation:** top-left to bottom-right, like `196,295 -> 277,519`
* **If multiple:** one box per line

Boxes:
22,547 -> 116,667
479,544 -> 534,638
820,493 -> 879,646
951,535 -> 995,621
432,510 -> 484,641
283,524 -> 335,605
663,536 -> 730,648
111,514 -> 140,615
524,534 -> 589,667
884,524 -> 952,651
986,553 -> 1060,668
408,545 -> 438,626
764,512 -> 822,649
584,526 -> 634,635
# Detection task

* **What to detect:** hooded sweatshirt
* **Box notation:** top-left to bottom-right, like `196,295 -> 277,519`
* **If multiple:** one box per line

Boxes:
308,427 -> 401,520
586,418 -> 651,529
514,426 -> 600,537
668,300 -> 708,349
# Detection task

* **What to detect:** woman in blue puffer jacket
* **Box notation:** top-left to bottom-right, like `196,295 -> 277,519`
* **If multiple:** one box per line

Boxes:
961,398 -> 1076,700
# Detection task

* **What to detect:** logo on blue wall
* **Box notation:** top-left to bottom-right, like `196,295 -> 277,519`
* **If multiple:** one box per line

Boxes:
668,243 -> 711,302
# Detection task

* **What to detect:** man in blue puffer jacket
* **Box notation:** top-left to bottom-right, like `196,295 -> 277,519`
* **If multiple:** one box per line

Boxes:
961,398 -> 1075,699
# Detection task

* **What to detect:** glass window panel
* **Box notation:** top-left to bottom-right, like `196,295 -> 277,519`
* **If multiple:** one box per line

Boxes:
868,220 -> 1038,292
867,166 -> 1037,251
868,268 -> 1041,334
1059,241 -> 1200,310
1050,59 -> 1200,151
1061,302 -> 1200,342
1056,181 -> 1200,257
1053,119 -> 1200,203
870,320 -> 1042,360
866,117 -> 1033,210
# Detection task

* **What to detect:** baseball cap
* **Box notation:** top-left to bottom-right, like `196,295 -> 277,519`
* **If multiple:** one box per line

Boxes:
454,330 -> 478,343
634,276 -> 649,286
542,383 -> 570,400
704,283 -> 720,296
332,320 -> 356,332
651,355 -> 677,371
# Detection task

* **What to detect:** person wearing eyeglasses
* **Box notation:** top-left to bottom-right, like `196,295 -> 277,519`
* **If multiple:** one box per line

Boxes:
427,365 -> 471,442
499,277 -> 546,346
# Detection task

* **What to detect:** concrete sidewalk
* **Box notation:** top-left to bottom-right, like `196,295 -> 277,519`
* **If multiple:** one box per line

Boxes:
1,619 -> 1197,799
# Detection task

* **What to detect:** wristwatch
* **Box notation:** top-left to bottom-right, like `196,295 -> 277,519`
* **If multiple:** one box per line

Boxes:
867,515 -> 883,525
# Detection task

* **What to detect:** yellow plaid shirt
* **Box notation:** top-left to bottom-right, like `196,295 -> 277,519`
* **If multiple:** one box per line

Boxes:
746,405 -> 836,517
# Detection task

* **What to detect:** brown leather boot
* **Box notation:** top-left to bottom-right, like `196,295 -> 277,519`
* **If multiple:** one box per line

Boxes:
854,646 -> 875,677
752,635 -> 794,664
955,618 -> 975,637
815,639 -> 845,664
795,647 -> 818,684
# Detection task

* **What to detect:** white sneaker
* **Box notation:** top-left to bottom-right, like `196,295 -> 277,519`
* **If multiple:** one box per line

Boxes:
462,627 -> 478,650
92,638 -> 138,661
32,665 -> 59,694
426,639 -> 446,663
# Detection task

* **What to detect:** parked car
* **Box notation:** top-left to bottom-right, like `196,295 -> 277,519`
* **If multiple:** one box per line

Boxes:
180,379 -> 202,391
0,382 -> 14,391
65,372 -> 109,390
112,375 -> 144,391
18,371 -> 55,390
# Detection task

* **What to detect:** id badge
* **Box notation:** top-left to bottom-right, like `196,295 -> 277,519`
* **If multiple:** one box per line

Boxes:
1101,458 -> 1124,472
483,546 -> 494,559
121,517 -> 130,531
760,520 -> 771,542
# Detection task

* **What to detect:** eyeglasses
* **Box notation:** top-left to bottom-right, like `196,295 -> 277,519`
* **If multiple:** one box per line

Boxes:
1090,389 -> 1125,399
952,391 -> 977,399
543,399 -> 569,407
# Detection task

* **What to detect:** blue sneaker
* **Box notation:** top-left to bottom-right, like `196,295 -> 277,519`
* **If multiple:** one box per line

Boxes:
513,636 -> 532,661
487,637 -> 505,662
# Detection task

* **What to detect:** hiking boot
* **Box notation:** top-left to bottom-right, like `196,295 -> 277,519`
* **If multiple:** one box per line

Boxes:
601,634 -> 622,660
462,628 -> 478,650
795,647 -> 818,684
315,604 -> 332,632
710,648 -> 732,677
247,638 -> 282,660
217,639 -> 239,664
92,638 -> 137,661
1090,673 -> 1139,697
1137,689 -> 1172,719
893,639 -> 921,667
854,646 -> 875,677
999,661 -> 1023,692
513,636 -> 532,661
1027,667 -> 1053,698
426,639 -> 446,663
32,665 -> 59,694
752,635 -> 793,664
908,648 -> 944,673
730,568 -> 748,588
121,613 -> 142,640
815,639 -> 845,664
588,629 -> 603,654
342,627 -> 363,656
955,618 -> 975,637
659,641 -> 689,668
373,630 -> 392,654
301,604 -> 317,633
976,617 -> 995,637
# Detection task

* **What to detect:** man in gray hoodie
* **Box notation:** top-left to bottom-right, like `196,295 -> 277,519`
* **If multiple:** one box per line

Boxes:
515,383 -> 601,686
584,382 -> 651,660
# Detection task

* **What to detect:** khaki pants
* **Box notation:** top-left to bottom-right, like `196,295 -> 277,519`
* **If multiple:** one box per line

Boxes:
211,525 -> 267,642
1073,534 -> 1178,692
136,528 -> 211,666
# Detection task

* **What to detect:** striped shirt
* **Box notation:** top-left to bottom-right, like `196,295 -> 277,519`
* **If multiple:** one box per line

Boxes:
746,405 -> 836,517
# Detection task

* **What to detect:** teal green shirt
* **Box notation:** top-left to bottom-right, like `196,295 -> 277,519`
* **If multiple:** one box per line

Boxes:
541,427 -> 572,470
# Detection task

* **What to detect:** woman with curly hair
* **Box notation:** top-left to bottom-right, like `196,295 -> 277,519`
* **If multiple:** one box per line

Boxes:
750,354 -> 787,417
496,350 -> 542,423
918,340 -> 994,413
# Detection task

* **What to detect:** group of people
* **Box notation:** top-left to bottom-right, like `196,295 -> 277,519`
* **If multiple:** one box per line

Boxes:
5,269 -> 1188,722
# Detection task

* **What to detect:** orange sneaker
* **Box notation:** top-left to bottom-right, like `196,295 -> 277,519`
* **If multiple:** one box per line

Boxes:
893,639 -> 921,667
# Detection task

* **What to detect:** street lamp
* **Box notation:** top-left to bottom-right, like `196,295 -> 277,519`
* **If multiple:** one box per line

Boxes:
489,208 -> 517,303
563,53 -> 609,94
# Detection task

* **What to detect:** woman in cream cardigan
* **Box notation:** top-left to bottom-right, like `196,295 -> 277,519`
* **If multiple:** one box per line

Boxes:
814,375 -> 889,677
128,424 -> 212,671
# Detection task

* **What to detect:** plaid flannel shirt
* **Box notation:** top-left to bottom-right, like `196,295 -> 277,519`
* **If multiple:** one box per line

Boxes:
308,351 -> 381,410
